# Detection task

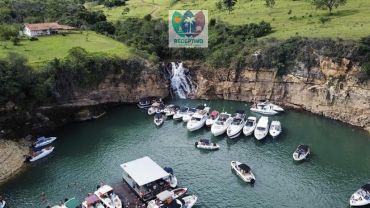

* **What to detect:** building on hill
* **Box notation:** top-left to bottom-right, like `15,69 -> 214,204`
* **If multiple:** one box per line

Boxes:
23,22 -> 75,37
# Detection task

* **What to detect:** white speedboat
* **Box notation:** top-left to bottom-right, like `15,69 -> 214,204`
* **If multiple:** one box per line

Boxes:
164,167 -> 178,188
162,104 -> 175,115
243,117 -> 257,136
173,107 -> 189,120
254,116 -> 269,140
153,112 -> 165,126
51,197 -> 80,208
28,146 -> 54,162
293,144 -> 310,161
82,194 -> 105,208
33,136 -> 57,148
205,110 -> 219,128
148,102 -> 164,115
211,113 -> 233,136
94,185 -> 122,208
350,183 -> 370,207
137,97 -> 162,109
165,105 -> 180,117
187,106 -> 210,131
250,104 -> 278,115
147,188 -> 188,208
195,139 -> 220,150
258,100 -> 284,112
182,108 -> 196,122
227,110 -> 246,139
147,190 -> 183,208
0,200 -> 5,208
231,161 -> 256,183
269,120 -> 282,138
181,195 -> 198,208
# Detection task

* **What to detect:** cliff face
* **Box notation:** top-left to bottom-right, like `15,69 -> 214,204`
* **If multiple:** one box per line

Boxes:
184,57 -> 370,132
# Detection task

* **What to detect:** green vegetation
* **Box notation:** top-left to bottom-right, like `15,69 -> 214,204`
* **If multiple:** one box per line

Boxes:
0,32 -> 131,67
312,0 -> 347,14
0,48 -> 144,106
89,0 -> 370,40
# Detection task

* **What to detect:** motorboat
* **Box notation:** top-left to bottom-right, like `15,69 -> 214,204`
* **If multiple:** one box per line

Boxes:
82,194 -> 105,208
162,104 -> 174,115
254,116 -> 269,140
33,136 -> 57,148
154,112 -> 165,126
210,113 -> 233,136
231,161 -> 255,183
182,108 -> 196,122
186,105 -> 210,131
269,120 -> 282,138
27,146 -> 54,162
181,195 -> 198,208
165,105 -> 180,117
173,107 -> 189,120
250,104 -> 278,115
147,188 -> 188,208
0,200 -> 5,208
147,190 -> 183,208
293,144 -> 310,161
148,102 -> 164,115
94,185 -> 122,208
205,110 -> 219,128
195,139 -> 220,150
137,97 -> 162,109
258,100 -> 284,112
227,110 -> 246,139
350,183 -> 370,207
51,197 -> 80,208
243,117 -> 257,136
164,167 -> 178,188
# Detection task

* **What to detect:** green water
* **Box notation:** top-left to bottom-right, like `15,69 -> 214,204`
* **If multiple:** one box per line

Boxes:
1,99 -> 370,208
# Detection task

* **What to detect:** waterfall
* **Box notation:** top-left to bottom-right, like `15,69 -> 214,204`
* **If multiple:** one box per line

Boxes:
169,62 -> 195,99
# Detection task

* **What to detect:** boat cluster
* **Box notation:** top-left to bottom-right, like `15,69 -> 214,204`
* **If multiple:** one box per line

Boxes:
25,136 -> 57,163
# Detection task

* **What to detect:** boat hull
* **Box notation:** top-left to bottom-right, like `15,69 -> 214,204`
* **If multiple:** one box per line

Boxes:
29,147 -> 54,162
182,195 -> 198,208
350,189 -> 370,207
293,150 -> 310,161
250,108 -> 278,115
195,142 -> 220,150
34,137 -> 57,148
230,161 -> 255,183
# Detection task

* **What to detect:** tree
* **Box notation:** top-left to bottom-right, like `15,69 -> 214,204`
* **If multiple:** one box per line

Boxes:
215,0 -> 223,11
265,0 -> 275,9
223,0 -> 237,14
312,0 -> 347,14
122,7 -> 130,16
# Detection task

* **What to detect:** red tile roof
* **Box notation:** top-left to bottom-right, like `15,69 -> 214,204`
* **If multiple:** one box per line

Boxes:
24,22 -> 75,31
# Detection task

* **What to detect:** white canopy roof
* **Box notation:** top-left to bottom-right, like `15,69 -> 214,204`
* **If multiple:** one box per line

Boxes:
120,156 -> 170,186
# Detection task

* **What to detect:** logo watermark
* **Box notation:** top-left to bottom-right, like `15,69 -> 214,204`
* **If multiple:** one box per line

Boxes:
169,10 -> 208,48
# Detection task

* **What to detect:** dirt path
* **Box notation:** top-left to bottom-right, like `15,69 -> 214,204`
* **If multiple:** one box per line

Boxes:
140,0 -> 161,19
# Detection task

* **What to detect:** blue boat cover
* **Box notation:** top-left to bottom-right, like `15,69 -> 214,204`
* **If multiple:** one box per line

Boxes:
200,139 -> 210,144
164,167 -> 174,175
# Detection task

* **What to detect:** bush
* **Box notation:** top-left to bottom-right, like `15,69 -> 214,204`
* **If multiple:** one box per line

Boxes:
319,16 -> 331,24
29,37 -> 39,41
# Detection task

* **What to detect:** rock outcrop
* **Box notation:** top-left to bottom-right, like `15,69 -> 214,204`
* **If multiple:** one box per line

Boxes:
184,58 -> 370,133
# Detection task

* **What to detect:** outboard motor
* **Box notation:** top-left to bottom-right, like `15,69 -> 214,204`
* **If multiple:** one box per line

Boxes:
195,142 -> 198,146
251,178 -> 255,184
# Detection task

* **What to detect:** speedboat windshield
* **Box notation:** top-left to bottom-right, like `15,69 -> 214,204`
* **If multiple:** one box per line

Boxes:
191,117 -> 201,121
232,119 -> 242,125
246,120 -> 254,126
215,120 -> 224,125
180,107 -> 189,112
256,127 -> 265,131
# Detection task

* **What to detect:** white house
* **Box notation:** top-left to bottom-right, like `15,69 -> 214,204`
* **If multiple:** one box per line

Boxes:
23,22 -> 75,37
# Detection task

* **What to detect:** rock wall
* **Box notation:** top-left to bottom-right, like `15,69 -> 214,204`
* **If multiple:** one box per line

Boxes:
184,58 -> 370,133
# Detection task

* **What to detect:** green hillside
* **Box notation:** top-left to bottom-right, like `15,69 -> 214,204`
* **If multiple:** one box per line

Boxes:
87,0 -> 370,39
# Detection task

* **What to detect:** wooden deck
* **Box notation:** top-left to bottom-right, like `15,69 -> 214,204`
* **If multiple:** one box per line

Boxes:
112,180 -> 146,208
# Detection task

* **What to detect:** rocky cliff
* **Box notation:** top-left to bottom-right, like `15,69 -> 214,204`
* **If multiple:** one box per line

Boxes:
184,57 -> 370,133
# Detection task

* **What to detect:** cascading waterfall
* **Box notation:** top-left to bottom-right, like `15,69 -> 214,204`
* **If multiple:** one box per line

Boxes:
169,62 -> 195,99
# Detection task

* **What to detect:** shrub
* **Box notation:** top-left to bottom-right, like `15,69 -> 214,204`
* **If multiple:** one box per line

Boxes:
319,16 -> 331,24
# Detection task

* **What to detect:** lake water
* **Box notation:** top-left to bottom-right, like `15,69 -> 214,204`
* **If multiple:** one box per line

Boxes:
1,99 -> 370,208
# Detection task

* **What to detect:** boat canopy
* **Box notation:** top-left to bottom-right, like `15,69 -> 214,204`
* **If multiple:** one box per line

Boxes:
164,167 -> 174,175
196,105 -> 205,110
156,190 -> 173,201
154,112 -> 162,118
85,194 -> 100,205
96,185 -> 113,195
180,107 -> 189,112
362,184 -> 370,192
298,144 -> 309,151
189,108 -> 197,112
120,156 -> 170,186
200,139 -> 210,144
210,111 -> 219,117
64,198 -> 80,208
238,164 -> 251,172
235,110 -> 245,114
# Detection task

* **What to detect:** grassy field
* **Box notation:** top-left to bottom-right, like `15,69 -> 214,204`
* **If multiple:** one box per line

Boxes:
0,31 -> 132,66
88,0 -> 370,39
